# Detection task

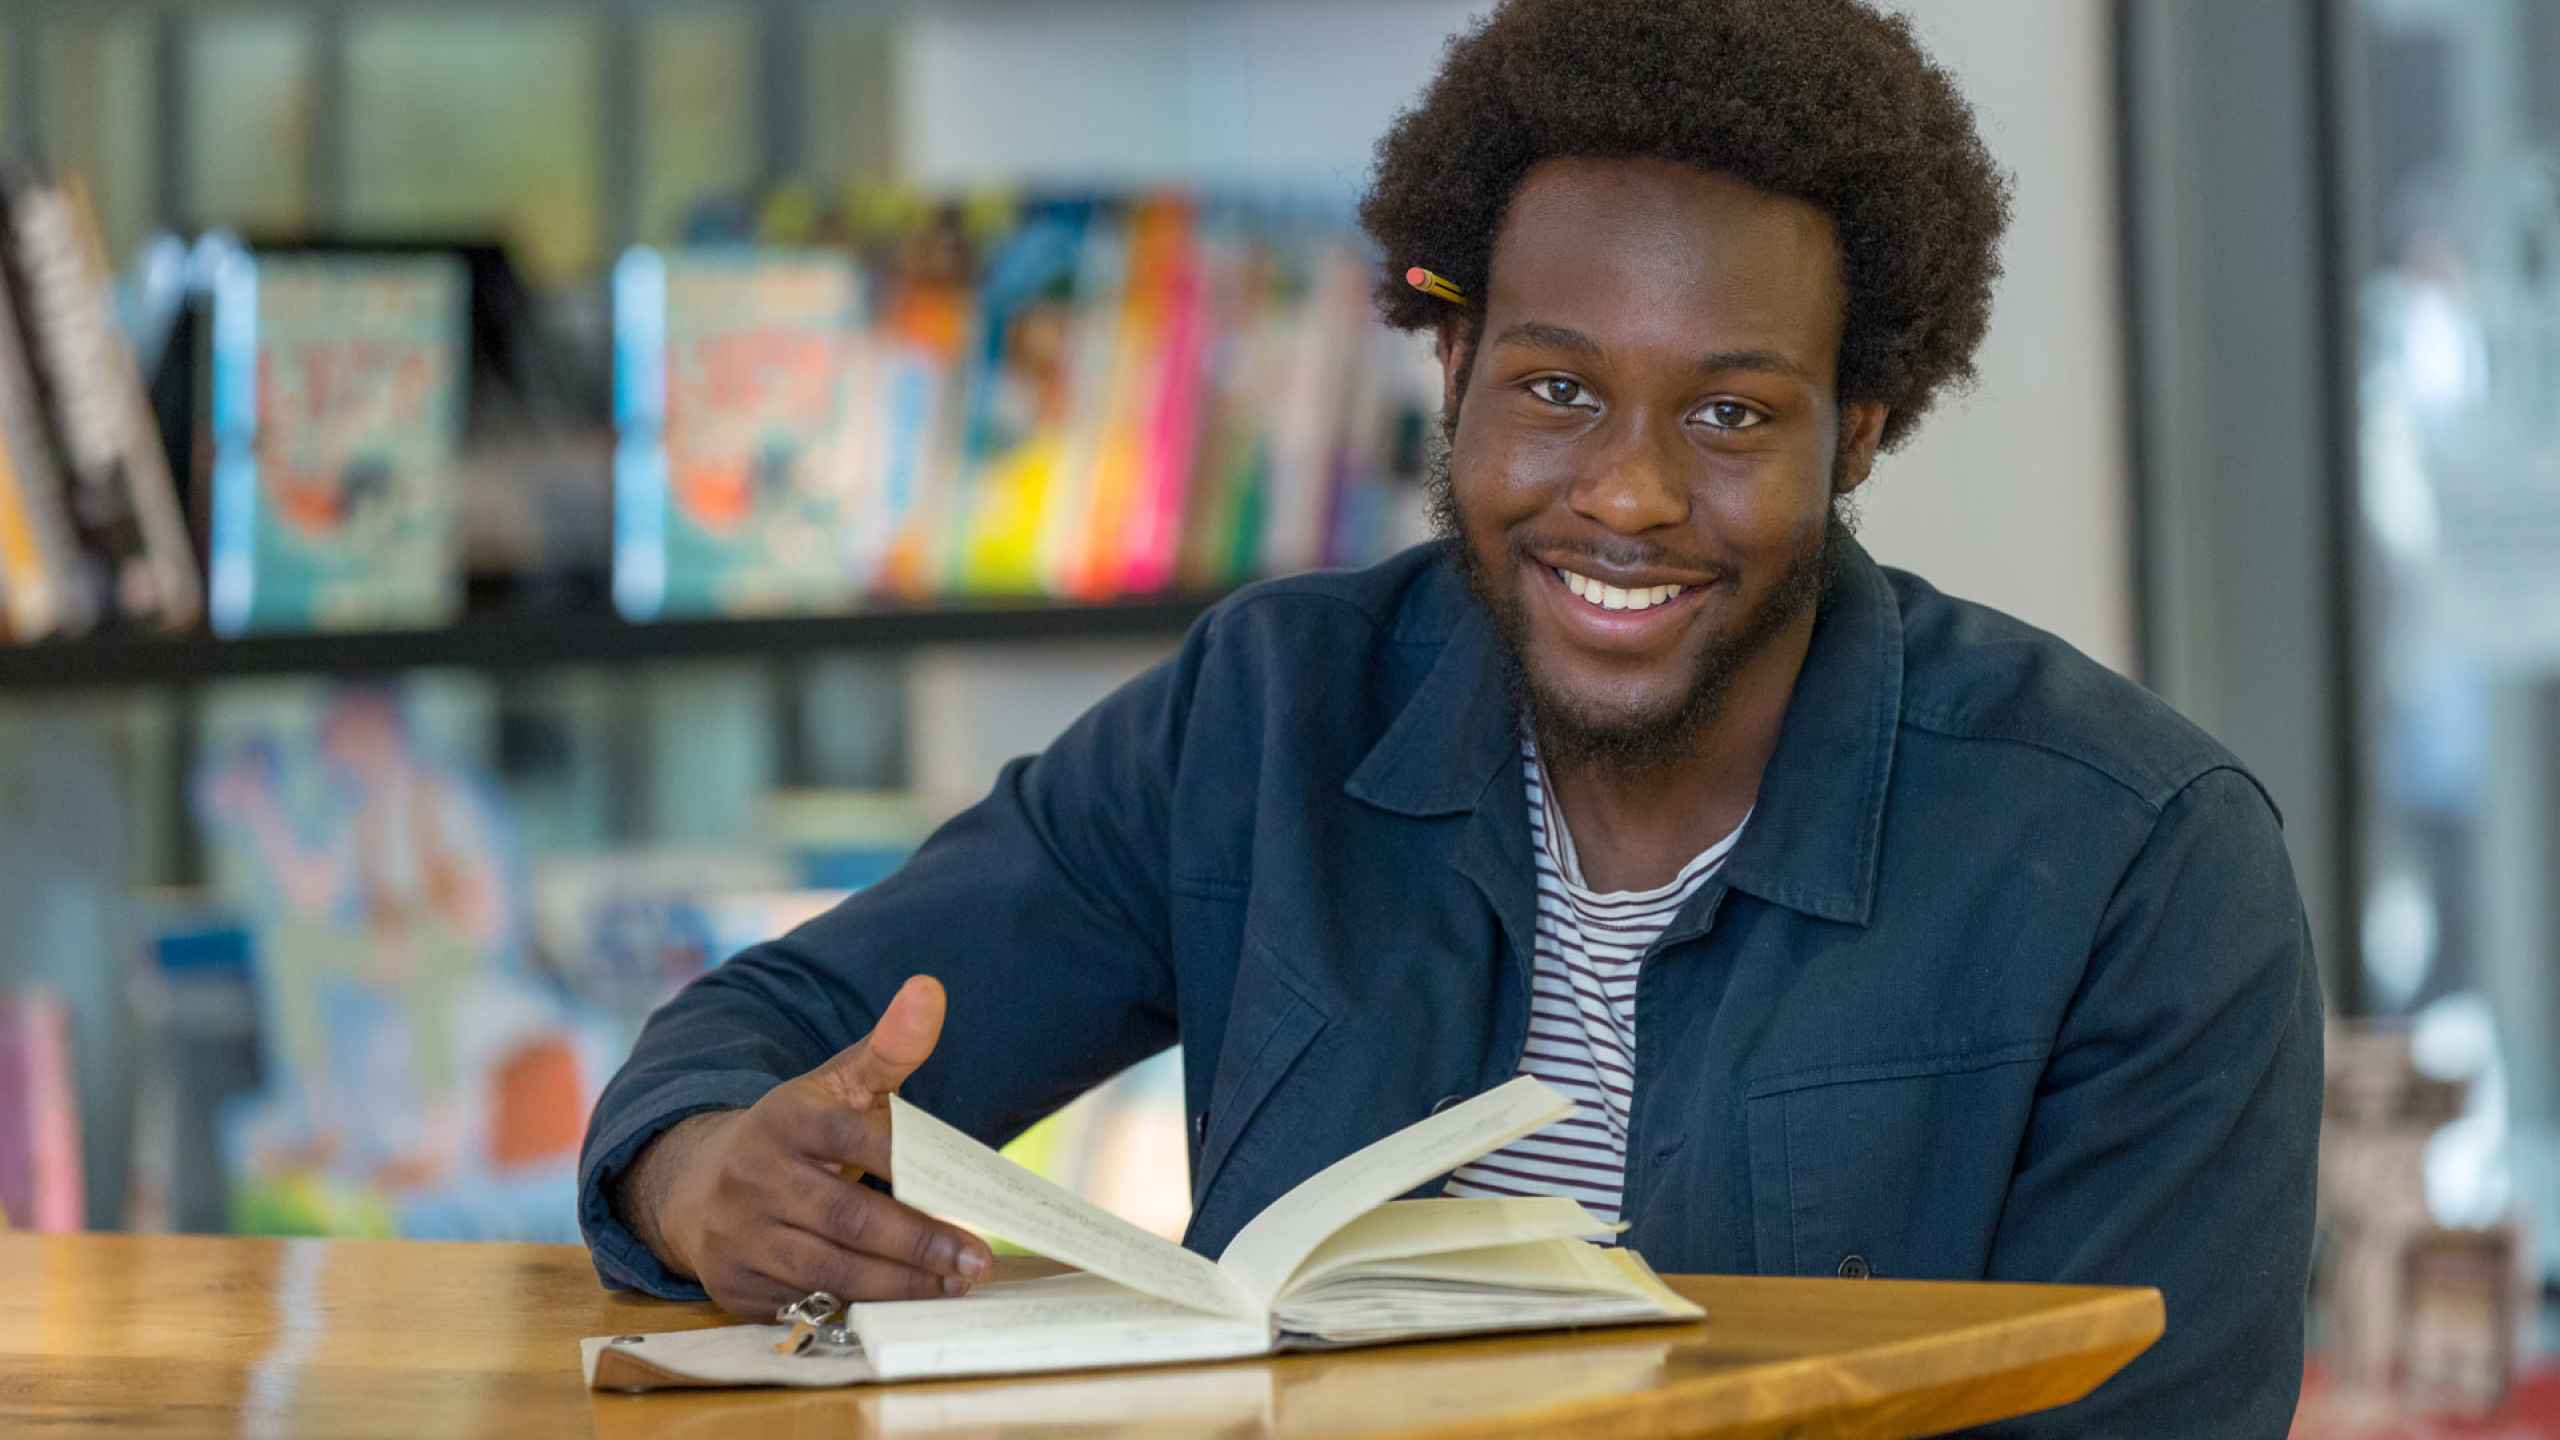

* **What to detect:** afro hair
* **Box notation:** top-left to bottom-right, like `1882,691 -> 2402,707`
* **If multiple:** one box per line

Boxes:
1358,0 -> 2012,452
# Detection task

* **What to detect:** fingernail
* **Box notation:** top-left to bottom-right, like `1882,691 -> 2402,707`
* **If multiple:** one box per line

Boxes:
957,1247 -> 988,1279
942,1273 -> 969,1296
929,1235 -> 962,1273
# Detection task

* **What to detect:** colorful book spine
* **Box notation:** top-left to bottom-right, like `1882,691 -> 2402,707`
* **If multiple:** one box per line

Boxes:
1175,223 -> 1279,591
0,988 -> 84,1233
205,251 -> 468,635
0,168 -> 199,632
0,245 -> 96,639
1122,199 -> 1210,595
1260,243 -> 1369,579
946,200 -> 1098,594
612,248 -> 870,620
1036,207 -> 1137,598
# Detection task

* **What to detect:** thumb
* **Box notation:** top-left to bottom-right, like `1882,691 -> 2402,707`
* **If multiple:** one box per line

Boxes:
814,974 -> 946,1108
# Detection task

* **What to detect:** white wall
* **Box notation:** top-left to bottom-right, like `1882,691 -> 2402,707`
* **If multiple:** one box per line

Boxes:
900,0 -> 2133,686
1866,0 -> 2133,673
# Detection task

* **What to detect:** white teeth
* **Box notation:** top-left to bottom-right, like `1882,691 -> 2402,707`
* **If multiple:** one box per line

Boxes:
1559,568 -> 1687,612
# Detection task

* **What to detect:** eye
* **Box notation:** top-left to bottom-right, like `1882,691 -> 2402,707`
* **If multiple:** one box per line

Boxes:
1526,376 -> 1597,410
1694,399 -> 1767,431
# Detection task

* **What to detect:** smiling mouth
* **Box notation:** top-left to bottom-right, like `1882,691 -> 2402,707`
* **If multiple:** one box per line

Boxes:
1549,564 -> 1691,613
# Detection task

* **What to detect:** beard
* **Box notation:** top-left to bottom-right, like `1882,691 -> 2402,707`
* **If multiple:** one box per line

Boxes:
1428,419 -> 1852,773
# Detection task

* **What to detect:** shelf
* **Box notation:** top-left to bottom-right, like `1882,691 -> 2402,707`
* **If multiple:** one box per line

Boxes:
0,592 -> 1230,692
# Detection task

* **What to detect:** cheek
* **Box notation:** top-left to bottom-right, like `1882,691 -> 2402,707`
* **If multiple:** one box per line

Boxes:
1695,452 -> 1830,547
1448,434 -> 1539,534
1453,412 -> 1580,522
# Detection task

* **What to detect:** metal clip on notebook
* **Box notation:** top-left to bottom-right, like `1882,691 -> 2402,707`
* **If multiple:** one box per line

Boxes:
773,1290 -> 856,1357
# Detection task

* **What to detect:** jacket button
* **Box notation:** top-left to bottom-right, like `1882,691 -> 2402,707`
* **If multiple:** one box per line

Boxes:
1429,1094 -> 1464,1115
1837,1254 -> 1872,1280
1192,1112 -> 1208,1145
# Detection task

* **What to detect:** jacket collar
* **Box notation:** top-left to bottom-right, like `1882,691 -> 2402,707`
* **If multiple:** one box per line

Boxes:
1343,558 -> 1523,821
1344,537 -> 1903,928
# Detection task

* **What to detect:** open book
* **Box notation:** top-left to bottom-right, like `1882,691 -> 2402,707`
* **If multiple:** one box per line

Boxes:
852,1075 -> 1700,1380
581,1076 -> 1701,1391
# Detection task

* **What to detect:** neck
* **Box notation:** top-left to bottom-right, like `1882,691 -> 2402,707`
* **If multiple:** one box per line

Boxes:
1540,606 -> 1814,892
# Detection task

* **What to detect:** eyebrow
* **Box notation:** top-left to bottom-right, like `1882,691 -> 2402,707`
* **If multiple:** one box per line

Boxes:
1493,320 -> 1816,385
1493,320 -> 1604,358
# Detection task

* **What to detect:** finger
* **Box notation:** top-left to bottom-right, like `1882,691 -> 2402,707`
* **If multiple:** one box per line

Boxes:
811,975 -> 947,1107
765,1082 -> 894,1175
748,1224 -> 957,1307
774,1158 -> 991,1281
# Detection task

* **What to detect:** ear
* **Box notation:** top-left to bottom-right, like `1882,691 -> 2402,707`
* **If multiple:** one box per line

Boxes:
1435,317 -> 1474,418
1834,401 -> 1890,496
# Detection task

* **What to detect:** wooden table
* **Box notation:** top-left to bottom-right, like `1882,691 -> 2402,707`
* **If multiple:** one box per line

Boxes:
2,1233 -> 2161,1438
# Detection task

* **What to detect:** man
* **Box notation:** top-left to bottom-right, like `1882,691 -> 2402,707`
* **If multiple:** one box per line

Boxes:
581,0 -> 2323,1431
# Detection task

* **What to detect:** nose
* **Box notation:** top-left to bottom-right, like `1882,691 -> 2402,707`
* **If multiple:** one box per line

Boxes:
1565,413 -> 1689,535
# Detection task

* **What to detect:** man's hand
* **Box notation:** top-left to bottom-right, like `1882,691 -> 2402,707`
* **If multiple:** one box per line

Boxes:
612,974 -> 994,1316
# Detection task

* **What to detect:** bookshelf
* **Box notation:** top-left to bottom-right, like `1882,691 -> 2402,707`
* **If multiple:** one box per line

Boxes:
0,593 -> 1228,692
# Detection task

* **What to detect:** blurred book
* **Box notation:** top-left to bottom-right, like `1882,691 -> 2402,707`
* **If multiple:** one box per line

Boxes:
204,249 -> 469,634
122,907 -> 263,1235
192,685 -> 605,1241
611,248 -> 871,620
608,190 -> 1436,614
845,189 -> 987,599
0,162 -> 199,636
0,987 -> 84,1232
0,226 -> 92,640
946,195 -> 1110,594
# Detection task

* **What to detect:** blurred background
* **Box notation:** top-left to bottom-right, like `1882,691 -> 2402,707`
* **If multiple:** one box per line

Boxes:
0,0 -> 2549,1432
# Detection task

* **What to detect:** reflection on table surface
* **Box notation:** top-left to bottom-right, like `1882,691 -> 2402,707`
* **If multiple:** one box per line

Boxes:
5,1233 -> 2162,1439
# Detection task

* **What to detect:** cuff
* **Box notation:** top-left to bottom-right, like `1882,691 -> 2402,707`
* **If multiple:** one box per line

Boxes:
578,1071 -> 781,1299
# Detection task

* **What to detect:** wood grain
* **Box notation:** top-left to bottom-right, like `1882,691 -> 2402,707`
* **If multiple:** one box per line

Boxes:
0,1233 -> 2160,1438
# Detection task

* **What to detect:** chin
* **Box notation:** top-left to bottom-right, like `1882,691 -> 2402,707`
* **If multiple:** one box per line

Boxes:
1520,663 -> 1706,768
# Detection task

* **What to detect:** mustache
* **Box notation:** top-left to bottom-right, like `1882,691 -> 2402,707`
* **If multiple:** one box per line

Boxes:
1507,532 -> 1722,577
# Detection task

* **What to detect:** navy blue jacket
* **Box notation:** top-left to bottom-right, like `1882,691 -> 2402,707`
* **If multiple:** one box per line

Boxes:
582,538 -> 2321,1435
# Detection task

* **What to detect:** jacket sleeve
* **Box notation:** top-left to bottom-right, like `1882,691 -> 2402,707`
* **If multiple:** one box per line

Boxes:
576,619 -> 1211,1297
1977,766 -> 2325,1437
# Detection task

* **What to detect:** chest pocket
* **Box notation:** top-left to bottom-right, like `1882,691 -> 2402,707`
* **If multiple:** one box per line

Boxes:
1742,1042 -> 2048,1281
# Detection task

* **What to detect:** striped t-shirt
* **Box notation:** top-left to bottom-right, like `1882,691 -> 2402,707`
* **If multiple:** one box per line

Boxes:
1442,742 -> 1746,1228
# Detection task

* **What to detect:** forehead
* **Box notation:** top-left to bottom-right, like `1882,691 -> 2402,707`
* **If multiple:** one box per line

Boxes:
1486,156 -> 1848,367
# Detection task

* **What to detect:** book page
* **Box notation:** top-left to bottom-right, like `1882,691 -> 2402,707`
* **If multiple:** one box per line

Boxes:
1280,1196 -> 1618,1296
849,1272 -> 1271,1381
1272,1240 -> 1702,1345
1296,1235 -> 1641,1296
890,1094 -> 1252,1318
1215,1076 -> 1572,1309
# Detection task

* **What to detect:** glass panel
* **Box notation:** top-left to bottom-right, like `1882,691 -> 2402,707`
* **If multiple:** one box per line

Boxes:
2348,0 -> 2560,1281
345,14 -> 603,284
186,15 -> 315,235
40,17 -> 155,263
637,6 -> 758,242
